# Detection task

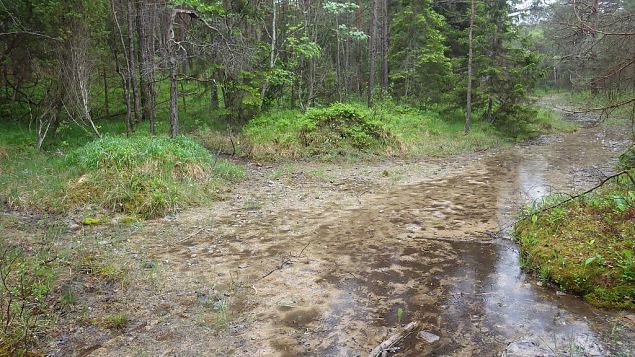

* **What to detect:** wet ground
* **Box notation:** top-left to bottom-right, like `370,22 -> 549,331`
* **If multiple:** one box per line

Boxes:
41,102 -> 634,356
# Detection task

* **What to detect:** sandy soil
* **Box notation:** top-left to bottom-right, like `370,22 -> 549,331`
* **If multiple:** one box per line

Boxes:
4,99 -> 634,357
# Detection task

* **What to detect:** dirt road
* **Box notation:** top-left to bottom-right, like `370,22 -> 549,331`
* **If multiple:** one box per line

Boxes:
41,104 -> 635,356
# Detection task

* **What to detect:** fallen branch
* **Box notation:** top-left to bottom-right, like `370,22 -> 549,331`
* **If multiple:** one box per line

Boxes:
519,170 -> 632,221
258,240 -> 312,280
174,228 -> 204,245
368,321 -> 419,357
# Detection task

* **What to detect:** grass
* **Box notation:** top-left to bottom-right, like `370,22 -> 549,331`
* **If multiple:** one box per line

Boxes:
101,313 -> 129,330
206,100 -> 574,161
0,133 -> 244,219
514,158 -> 635,309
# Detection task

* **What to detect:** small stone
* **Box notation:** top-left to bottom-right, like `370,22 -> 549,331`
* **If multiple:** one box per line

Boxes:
556,291 -> 566,296
536,281 -> 543,287
418,331 -> 440,343
238,263 -> 249,269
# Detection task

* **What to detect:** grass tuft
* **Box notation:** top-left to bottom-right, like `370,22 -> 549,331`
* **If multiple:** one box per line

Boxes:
1,135 -> 244,219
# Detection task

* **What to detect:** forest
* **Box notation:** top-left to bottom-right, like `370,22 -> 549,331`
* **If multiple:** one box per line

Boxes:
0,0 -> 634,356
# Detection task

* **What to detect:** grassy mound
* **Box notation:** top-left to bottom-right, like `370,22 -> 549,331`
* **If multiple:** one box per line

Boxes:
241,102 -> 515,160
1,135 -> 244,218
514,169 -> 635,309
243,103 -> 389,158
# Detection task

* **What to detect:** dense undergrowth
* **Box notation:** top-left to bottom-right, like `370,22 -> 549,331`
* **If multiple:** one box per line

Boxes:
0,134 -> 243,219
198,101 -> 574,160
515,147 -> 635,309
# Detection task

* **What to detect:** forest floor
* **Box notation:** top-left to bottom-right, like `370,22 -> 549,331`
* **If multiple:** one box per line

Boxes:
3,95 -> 635,356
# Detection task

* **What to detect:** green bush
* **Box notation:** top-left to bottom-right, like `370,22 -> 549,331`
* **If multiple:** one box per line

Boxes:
301,103 -> 389,150
67,135 -> 213,170
618,145 -> 635,170
0,240 -> 56,355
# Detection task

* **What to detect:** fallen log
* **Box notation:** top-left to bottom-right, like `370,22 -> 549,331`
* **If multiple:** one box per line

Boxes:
368,321 -> 419,357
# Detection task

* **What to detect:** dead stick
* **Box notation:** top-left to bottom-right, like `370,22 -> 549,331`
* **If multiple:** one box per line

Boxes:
174,228 -> 204,245
368,321 -> 419,357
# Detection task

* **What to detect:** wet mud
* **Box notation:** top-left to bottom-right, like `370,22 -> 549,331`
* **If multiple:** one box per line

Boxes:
46,110 -> 634,356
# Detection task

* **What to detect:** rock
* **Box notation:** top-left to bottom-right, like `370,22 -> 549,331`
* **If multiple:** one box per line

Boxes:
556,291 -> 566,296
502,340 -> 555,357
238,263 -> 249,269
418,331 -> 440,344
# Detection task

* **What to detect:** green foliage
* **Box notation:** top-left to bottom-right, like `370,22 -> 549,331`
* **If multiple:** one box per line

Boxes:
618,146 -> 635,170
64,135 -> 243,218
1,133 -> 244,218
0,233 -> 58,355
67,135 -> 213,170
388,0 -> 450,104
242,101 -> 523,160
302,103 -> 387,150
244,103 -> 389,158
515,166 -> 635,309
102,313 -> 129,330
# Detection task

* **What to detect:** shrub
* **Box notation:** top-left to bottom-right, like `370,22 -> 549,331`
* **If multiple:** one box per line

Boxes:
618,145 -> 635,170
0,241 -> 56,355
301,103 -> 389,150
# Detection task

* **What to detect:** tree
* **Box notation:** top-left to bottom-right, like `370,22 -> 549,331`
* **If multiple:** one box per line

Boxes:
464,0 -> 475,134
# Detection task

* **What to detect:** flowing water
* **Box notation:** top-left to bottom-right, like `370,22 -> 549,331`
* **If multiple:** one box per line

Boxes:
259,124 -> 633,356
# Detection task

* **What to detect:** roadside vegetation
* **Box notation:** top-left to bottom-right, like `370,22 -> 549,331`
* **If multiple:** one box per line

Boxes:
515,147 -> 635,309
197,101 -> 574,160
0,128 -> 243,219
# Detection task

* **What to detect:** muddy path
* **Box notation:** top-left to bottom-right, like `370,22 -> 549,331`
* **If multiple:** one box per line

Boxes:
44,103 -> 635,356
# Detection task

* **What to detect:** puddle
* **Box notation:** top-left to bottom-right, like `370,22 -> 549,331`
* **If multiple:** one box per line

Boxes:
284,125 -> 633,356
45,118 -> 633,356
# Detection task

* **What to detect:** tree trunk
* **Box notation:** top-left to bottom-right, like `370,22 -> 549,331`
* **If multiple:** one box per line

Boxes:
110,0 -> 133,134
464,0 -> 475,134
380,0 -> 388,93
126,0 -> 142,123
368,0 -> 378,107
335,16 -> 342,101
103,67 -> 109,117
210,80 -> 218,109
170,55 -> 179,137
260,0 -> 277,109
168,9 -> 179,138
138,0 -> 157,134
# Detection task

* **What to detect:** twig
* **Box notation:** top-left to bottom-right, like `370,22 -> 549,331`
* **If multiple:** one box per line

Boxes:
258,240 -> 312,280
368,321 -> 419,357
174,228 -> 204,245
519,170 -> 632,221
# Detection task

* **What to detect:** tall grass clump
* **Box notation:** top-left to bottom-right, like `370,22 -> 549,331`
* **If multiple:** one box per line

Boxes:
64,135 -> 243,218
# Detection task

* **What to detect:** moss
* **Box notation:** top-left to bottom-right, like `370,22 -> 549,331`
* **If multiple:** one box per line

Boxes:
515,173 -> 635,309
81,218 -> 101,225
